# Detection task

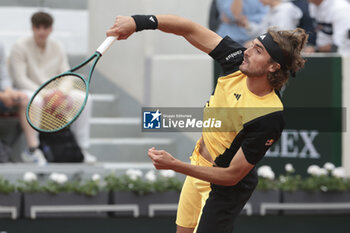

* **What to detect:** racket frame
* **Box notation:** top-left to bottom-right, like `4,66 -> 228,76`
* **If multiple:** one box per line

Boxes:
26,52 -> 102,133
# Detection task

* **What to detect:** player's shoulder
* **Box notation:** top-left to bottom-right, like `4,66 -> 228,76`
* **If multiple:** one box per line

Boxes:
244,89 -> 284,123
243,109 -> 284,134
247,88 -> 284,109
271,90 -> 284,108
264,92 -> 284,117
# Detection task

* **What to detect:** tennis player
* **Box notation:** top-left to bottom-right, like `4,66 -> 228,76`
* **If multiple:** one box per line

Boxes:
107,15 -> 308,233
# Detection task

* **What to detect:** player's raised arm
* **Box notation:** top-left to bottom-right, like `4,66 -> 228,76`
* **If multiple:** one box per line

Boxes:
106,14 -> 222,54
156,15 -> 222,54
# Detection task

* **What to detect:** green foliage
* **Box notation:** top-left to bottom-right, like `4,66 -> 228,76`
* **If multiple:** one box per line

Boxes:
256,165 -> 350,192
299,175 -> 350,192
42,181 -> 77,194
17,178 -> 104,196
104,174 -> 152,195
74,179 -> 106,196
104,173 -> 183,196
17,180 -> 44,193
277,174 -> 303,192
6,164 -> 350,195
0,176 -> 16,193
153,177 -> 183,192
256,177 -> 278,191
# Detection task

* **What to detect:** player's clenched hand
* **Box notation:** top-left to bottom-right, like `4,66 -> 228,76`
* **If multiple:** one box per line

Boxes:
106,16 -> 136,40
148,147 -> 178,170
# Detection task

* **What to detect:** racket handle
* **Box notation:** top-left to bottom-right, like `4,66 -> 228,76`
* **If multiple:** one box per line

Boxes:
96,36 -> 117,55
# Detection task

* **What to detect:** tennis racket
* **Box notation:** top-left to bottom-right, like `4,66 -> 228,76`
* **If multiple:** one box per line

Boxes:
26,36 -> 116,133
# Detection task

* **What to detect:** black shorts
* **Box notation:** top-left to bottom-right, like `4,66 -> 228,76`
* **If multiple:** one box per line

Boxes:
196,173 -> 257,233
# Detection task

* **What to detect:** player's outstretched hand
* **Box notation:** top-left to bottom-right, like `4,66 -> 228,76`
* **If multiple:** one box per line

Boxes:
106,16 -> 136,40
148,147 -> 178,170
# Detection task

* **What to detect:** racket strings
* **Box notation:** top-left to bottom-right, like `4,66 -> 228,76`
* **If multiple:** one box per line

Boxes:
28,75 -> 87,131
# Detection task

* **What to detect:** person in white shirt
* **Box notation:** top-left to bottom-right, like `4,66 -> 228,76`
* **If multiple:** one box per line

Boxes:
8,11 -> 96,163
308,0 -> 350,55
240,0 -> 303,46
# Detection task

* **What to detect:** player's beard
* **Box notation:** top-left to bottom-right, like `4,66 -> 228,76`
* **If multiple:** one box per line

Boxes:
239,57 -> 269,78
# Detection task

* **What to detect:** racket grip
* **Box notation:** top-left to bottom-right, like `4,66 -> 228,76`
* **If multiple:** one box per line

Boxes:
96,36 -> 117,55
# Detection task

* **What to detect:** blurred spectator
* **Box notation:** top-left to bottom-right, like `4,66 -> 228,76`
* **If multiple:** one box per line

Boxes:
216,0 -> 268,45
0,42 -> 47,165
242,0 -> 303,46
8,11 -> 96,163
308,0 -> 350,55
291,0 -> 316,48
208,0 -> 221,31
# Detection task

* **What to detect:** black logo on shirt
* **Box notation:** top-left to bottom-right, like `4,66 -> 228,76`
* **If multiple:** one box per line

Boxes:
234,93 -> 241,101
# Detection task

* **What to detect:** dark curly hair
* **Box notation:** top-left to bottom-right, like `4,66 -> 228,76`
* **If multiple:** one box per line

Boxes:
267,28 -> 308,90
31,11 -> 53,28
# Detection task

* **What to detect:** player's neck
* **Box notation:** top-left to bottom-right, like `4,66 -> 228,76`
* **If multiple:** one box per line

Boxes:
246,76 -> 273,97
